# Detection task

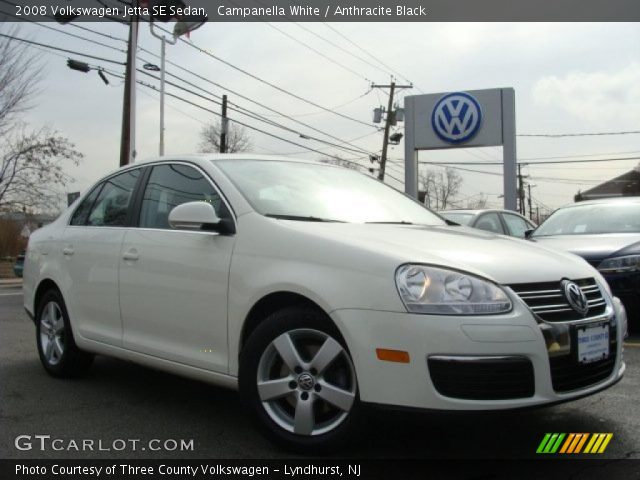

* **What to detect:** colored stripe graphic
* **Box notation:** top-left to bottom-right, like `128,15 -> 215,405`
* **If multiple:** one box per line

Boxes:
538,433 -> 613,454
536,433 -> 565,453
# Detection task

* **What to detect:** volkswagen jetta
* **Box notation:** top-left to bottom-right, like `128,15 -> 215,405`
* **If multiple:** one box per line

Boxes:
23,155 -> 626,451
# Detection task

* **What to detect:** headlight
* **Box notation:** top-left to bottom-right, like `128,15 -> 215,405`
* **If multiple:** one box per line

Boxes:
597,255 -> 640,273
395,265 -> 512,315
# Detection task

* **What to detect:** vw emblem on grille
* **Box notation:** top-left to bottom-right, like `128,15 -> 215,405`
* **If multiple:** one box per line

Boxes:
431,92 -> 483,144
561,280 -> 589,316
297,373 -> 315,391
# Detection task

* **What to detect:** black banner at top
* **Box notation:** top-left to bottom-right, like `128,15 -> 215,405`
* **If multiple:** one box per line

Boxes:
1,0 -> 640,22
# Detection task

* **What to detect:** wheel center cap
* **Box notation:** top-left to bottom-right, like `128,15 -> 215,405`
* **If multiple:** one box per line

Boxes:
297,373 -> 315,391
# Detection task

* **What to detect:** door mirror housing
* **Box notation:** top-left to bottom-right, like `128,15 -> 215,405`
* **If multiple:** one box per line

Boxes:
169,201 -> 222,232
524,228 -> 534,239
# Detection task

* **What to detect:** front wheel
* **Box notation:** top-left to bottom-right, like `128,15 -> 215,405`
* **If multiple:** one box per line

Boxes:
239,307 -> 361,452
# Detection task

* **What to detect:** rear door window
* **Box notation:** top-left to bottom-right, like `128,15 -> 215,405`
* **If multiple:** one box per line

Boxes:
474,212 -> 506,234
86,169 -> 140,227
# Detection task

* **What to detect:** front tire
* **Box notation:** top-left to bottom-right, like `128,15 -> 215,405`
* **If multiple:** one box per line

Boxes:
36,289 -> 93,377
239,306 -> 361,453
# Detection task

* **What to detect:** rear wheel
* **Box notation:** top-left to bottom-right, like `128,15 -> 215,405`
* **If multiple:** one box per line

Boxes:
239,306 -> 361,452
36,289 -> 93,377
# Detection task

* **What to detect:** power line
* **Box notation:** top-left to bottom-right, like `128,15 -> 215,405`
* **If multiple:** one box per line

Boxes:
0,32 -> 125,66
151,22 -> 375,128
292,22 -> 392,79
136,68 -> 374,156
265,22 -> 372,83
11,24 -> 379,163
519,149 -> 640,161
518,130 -> 640,138
0,7 -> 127,53
133,45 -> 376,154
321,23 -> 419,91
418,156 -> 640,166
16,17 -> 377,155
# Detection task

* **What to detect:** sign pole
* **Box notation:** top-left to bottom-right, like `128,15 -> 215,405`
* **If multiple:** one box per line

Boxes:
501,88 -> 518,211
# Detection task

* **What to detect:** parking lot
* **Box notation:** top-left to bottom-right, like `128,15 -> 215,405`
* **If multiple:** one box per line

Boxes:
1,283 -> 639,460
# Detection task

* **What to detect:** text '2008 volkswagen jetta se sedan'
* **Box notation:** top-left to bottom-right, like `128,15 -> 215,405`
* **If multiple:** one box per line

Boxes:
23,155 -> 627,451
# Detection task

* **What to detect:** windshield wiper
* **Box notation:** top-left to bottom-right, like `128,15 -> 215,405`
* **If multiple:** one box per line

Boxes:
265,214 -> 344,222
365,221 -> 414,225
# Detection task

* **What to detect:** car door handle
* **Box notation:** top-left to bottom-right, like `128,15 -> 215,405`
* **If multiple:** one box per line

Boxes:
122,249 -> 139,261
62,247 -> 74,256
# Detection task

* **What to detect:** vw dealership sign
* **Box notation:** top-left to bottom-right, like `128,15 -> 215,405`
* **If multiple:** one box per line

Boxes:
404,88 -> 517,210
431,92 -> 483,144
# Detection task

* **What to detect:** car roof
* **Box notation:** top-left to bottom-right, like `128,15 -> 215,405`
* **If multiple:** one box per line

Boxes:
440,209 -> 523,215
133,153 -> 324,166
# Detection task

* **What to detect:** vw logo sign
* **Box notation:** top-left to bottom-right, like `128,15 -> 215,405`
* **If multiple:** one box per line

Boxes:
561,280 -> 589,317
431,92 -> 483,144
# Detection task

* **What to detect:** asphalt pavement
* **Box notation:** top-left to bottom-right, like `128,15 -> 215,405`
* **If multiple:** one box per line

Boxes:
1,284 -> 638,459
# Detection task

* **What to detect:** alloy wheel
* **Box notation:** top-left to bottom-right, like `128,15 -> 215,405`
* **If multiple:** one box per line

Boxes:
256,328 -> 356,436
40,301 -> 65,366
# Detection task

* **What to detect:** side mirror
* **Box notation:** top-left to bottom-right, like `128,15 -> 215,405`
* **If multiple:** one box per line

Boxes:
168,201 -> 221,231
524,229 -> 534,239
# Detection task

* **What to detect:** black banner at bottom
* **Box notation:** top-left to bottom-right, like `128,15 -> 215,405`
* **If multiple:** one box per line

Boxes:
3,459 -> 640,480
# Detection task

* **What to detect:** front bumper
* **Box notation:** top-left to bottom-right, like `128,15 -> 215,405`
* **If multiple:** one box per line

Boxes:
330,295 -> 625,411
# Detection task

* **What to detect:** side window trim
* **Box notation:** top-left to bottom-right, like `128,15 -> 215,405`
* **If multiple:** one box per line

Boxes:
132,161 -> 236,230
127,166 -> 152,228
69,166 -> 145,227
69,182 -> 104,227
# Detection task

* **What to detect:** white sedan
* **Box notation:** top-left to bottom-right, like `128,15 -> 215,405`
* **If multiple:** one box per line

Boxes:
23,155 -> 626,451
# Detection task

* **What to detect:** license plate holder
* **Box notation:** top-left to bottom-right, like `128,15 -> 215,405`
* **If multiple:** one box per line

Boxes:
576,323 -> 609,364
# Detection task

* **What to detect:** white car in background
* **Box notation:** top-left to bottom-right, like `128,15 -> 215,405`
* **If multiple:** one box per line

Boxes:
440,209 -> 536,238
23,155 -> 626,451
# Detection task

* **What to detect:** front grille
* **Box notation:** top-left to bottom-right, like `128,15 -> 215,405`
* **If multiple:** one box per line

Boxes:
428,356 -> 535,400
509,278 -> 607,322
549,324 -> 617,392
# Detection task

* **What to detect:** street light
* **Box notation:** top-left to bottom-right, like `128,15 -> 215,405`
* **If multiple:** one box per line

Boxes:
149,4 -> 206,156
66,59 -> 110,85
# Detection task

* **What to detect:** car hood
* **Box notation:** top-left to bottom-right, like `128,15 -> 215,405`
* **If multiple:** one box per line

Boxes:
531,234 -> 640,262
273,220 -> 597,285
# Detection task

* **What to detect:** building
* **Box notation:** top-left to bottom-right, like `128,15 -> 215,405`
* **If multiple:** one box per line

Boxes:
575,164 -> 640,202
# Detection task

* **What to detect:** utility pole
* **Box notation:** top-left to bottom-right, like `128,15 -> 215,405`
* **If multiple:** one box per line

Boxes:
119,5 -> 139,166
220,94 -> 228,153
527,183 -> 533,219
372,81 -> 412,181
378,81 -> 395,181
517,164 -> 527,215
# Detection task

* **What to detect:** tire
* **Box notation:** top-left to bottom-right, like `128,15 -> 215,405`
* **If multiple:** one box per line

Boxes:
239,306 -> 362,453
35,289 -> 93,378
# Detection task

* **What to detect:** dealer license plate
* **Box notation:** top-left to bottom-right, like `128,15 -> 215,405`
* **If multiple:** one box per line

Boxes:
577,323 -> 609,364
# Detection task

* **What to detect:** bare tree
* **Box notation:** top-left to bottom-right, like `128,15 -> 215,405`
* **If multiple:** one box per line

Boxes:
319,155 -> 361,170
199,120 -> 251,153
0,26 -> 83,213
419,167 -> 463,210
466,193 -> 488,209
0,25 -> 42,137
419,169 -> 438,208
0,126 -> 83,212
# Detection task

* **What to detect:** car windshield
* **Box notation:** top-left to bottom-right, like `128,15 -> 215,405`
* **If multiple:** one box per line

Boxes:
440,212 -> 474,225
533,201 -> 640,236
216,160 -> 445,225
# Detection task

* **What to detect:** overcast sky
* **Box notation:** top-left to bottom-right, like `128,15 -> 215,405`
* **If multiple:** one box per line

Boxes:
6,20 -> 640,213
